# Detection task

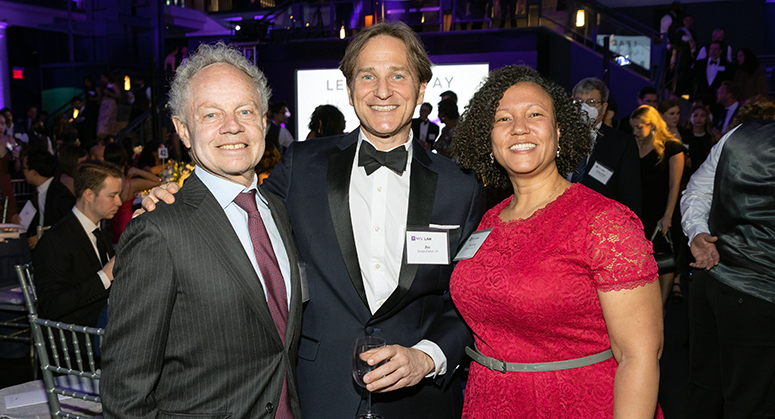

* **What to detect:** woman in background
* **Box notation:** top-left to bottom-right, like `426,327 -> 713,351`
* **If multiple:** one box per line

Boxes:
97,72 -> 121,139
104,142 -> 160,243
657,99 -> 690,142
434,98 -> 458,158
305,104 -> 346,140
0,113 -> 19,222
631,105 -> 685,306
733,48 -> 769,101
55,144 -> 88,196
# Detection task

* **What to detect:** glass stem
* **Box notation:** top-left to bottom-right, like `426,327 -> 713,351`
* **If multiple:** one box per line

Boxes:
367,390 -> 372,414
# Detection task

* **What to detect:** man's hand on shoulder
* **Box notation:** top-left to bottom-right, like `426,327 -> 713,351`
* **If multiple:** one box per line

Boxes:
362,345 -> 435,393
133,183 -> 180,218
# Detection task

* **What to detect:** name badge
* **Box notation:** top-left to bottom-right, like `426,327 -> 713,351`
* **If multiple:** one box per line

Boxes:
588,161 -> 614,185
453,228 -> 493,261
406,229 -> 450,265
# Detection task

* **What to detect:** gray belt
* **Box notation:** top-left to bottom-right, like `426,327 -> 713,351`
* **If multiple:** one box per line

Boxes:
466,345 -> 613,373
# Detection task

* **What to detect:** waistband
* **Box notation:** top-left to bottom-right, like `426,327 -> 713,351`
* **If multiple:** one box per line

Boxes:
466,345 -> 614,373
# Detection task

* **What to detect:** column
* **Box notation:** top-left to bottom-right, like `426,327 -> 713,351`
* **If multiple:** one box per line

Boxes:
0,23 -> 10,109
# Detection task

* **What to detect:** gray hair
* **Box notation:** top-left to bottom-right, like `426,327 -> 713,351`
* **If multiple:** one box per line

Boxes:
168,41 -> 271,126
572,77 -> 610,102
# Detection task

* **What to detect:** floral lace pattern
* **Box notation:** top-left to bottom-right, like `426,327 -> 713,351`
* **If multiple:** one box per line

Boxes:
450,184 -> 661,418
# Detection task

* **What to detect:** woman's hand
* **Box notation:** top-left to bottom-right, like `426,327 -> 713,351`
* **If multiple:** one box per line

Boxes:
657,216 -> 672,235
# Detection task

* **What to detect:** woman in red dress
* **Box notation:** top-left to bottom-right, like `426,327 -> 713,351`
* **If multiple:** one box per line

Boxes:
451,65 -> 663,418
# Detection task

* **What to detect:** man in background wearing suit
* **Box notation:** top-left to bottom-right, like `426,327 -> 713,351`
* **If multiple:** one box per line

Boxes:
411,102 -> 439,148
33,161 -> 120,327
571,78 -> 642,218
102,43 -> 302,419
23,150 -> 76,248
142,22 -> 485,419
692,41 -> 733,105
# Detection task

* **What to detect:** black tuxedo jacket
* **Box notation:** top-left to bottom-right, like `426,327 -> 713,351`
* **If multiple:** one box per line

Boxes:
411,118 -> 440,144
29,179 -> 75,235
580,124 -> 643,218
102,173 -> 303,419
692,56 -> 734,102
32,211 -> 111,327
263,130 -> 486,419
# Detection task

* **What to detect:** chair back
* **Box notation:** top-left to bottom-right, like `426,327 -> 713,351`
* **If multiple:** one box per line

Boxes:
15,263 -> 104,419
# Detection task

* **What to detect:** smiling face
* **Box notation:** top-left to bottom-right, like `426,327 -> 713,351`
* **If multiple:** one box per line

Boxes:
347,35 -> 426,150
173,63 -> 266,187
490,82 -> 561,180
661,106 -> 680,129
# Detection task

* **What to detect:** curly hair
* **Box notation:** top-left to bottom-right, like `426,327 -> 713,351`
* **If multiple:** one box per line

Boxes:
730,95 -> 775,127
453,65 -> 591,189
168,41 -> 271,127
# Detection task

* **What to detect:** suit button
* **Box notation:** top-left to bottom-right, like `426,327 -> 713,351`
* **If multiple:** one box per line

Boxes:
265,402 -> 274,413
365,326 -> 374,335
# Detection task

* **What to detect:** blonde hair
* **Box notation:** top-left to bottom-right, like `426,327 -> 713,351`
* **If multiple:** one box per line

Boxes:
630,105 -> 680,163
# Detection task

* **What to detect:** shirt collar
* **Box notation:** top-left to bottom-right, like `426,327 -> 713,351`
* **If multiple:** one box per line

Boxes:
726,102 -> 739,112
358,128 -> 413,154
195,166 -> 264,210
37,177 -> 53,194
72,206 -> 100,234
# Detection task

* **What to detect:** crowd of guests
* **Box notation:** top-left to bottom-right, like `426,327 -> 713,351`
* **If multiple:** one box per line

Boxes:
7,15 -> 772,419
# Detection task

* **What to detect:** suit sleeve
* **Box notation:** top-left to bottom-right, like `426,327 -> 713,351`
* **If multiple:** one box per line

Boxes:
617,135 -> 643,219
423,178 -> 486,385
101,215 -> 176,419
33,234 -> 109,321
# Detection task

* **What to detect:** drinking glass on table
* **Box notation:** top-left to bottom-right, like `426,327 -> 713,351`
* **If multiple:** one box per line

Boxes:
352,336 -> 386,419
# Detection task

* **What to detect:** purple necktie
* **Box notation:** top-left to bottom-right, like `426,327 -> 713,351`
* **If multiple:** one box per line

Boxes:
233,190 -> 293,419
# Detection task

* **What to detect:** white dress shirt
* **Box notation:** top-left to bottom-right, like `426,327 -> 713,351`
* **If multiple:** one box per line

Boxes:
278,126 -> 295,149
706,59 -> 722,86
36,177 -> 53,223
681,125 -> 739,244
349,129 -> 447,377
72,207 -> 112,289
196,167 -> 292,308
719,102 -> 739,134
419,119 -> 430,142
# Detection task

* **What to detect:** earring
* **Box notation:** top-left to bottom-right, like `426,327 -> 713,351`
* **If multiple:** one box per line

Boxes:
489,153 -> 495,164
556,146 -> 561,158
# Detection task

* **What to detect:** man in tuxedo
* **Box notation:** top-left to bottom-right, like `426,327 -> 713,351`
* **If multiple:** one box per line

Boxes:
571,78 -> 642,218
142,22 -> 485,419
32,161 -> 120,327
264,22 -> 485,418
102,43 -> 303,418
411,102 -> 439,148
23,150 -> 76,248
692,41 -> 733,104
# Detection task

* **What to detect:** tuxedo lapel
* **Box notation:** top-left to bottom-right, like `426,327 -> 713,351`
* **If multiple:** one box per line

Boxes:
372,141 -> 437,320
184,174 -> 284,348
326,132 -> 368,307
64,213 -> 103,269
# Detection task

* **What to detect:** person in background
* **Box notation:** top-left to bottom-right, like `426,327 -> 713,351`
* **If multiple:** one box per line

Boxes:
434,98 -> 458,158
0,113 -> 19,222
266,101 -> 295,153
24,150 -> 76,249
684,105 -> 718,177
729,95 -> 775,128
733,48 -> 769,102
571,77 -> 642,218
713,80 -> 740,136
695,28 -> 734,63
452,64 -> 662,418
631,105 -> 685,306
681,120 -> 775,419
103,142 -> 160,244
32,161 -> 120,327
305,104 -> 346,140
411,102 -> 440,149
97,72 -> 121,139
439,90 -> 457,104
55,144 -> 89,196
658,99 -> 690,142
618,86 -> 658,133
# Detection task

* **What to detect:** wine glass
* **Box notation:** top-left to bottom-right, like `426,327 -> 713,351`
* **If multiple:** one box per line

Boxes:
352,336 -> 386,419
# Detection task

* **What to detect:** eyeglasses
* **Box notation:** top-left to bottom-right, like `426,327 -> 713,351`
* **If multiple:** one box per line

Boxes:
573,98 -> 606,108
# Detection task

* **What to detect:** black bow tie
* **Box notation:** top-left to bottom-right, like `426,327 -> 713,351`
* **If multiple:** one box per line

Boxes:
710,60 -> 719,65
422,120 -> 428,125
358,141 -> 408,175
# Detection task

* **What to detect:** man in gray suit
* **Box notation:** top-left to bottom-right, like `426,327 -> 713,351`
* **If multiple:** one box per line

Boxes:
101,43 -> 302,419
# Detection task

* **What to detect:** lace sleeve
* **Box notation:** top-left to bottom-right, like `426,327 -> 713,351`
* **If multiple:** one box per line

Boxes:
587,203 -> 659,292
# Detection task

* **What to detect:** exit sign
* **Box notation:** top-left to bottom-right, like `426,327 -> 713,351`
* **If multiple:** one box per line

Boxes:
12,67 -> 23,80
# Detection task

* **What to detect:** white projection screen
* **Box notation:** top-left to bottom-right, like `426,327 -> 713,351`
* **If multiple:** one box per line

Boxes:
295,63 -> 490,141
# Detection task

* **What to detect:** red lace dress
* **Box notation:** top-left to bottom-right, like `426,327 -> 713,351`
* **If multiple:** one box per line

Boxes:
450,184 -> 662,418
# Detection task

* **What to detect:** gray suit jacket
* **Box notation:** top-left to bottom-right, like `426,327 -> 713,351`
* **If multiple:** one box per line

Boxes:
101,173 -> 303,419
